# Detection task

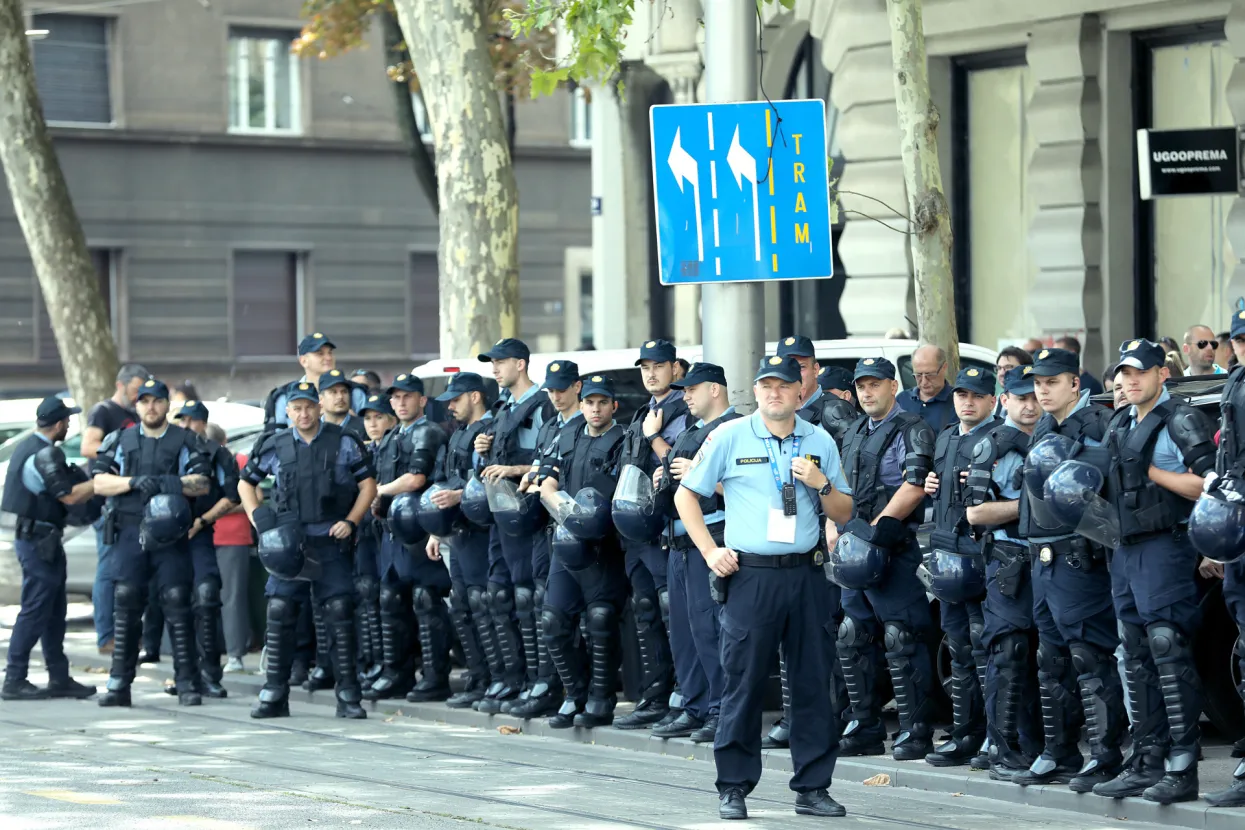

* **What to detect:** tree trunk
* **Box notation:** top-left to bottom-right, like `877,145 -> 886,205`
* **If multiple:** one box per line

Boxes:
392,0 -> 520,359
381,9 -> 440,216
0,0 -> 118,413
886,0 -> 960,374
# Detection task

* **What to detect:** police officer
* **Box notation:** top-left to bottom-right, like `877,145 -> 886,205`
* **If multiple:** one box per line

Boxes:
239,381 -> 378,719
819,366 -> 858,407
424,372 -> 499,710
651,362 -> 739,743
259,333 -> 367,434
920,368 -> 998,766
320,369 -> 369,442
1093,339 -> 1215,804
964,368 -> 1045,776
366,373 -> 451,702
833,357 -> 937,760
355,393 -> 397,685
678,354 -> 853,820
1011,347 -> 1123,791
167,400 -> 240,700
614,339 -> 690,730
1,396 -> 98,702
93,378 -> 212,707
476,338 -> 552,714
536,374 -> 630,729
507,360 -> 584,719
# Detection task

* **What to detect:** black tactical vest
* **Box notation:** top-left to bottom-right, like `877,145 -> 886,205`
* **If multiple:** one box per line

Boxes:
934,417 -> 999,539
1106,401 -> 1192,541
193,439 -> 238,519
112,425 -> 197,518
842,413 -> 912,522
0,435 -> 68,526
491,391 -> 552,467
1217,367 -> 1245,477
270,423 -> 358,524
657,410 -> 742,519
1016,404 -> 1110,537
441,418 -> 492,488
562,424 -> 626,496
618,394 -> 690,476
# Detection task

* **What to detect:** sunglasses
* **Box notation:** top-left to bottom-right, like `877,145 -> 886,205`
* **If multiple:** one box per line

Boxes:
1196,340 -> 1220,350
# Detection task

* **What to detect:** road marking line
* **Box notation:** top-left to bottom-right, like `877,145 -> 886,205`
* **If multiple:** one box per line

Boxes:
715,257 -> 721,275
707,111 -> 714,151
26,789 -> 122,805
766,109 -> 772,147
713,209 -> 720,246
710,160 -> 717,199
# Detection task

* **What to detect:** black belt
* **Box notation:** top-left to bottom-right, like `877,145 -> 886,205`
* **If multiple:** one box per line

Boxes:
15,518 -> 62,541
1120,525 -> 1187,547
736,551 -> 816,569
989,539 -> 1028,561
666,523 -> 725,552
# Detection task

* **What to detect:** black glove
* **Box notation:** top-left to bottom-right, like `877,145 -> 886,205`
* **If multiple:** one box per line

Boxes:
872,516 -> 907,549
252,505 -> 277,535
130,476 -> 163,500
159,475 -> 184,495
843,517 -> 875,542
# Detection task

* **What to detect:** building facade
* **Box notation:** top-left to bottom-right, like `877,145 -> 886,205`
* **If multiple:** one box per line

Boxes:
1,0 -> 592,400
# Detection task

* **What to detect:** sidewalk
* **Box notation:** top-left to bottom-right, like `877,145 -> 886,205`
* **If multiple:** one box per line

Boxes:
4,629 -> 1240,830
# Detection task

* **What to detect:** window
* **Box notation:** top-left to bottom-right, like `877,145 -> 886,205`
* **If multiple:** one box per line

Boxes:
569,86 -> 591,148
37,249 -> 114,362
232,251 -> 301,358
31,14 -> 112,125
408,252 -> 439,357
228,29 -> 301,134
410,92 -> 432,142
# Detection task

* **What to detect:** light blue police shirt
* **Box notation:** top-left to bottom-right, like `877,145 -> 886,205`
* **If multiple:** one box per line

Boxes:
983,416 -> 1028,543
1130,388 -> 1188,474
274,379 -> 368,427
671,407 -> 736,537
252,427 -> 368,537
648,389 -> 690,465
502,384 -> 545,452
682,412 -> 848,555
20,432 -> 55,494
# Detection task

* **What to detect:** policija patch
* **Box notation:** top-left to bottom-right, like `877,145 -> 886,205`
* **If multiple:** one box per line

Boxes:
735,457 -> 767,465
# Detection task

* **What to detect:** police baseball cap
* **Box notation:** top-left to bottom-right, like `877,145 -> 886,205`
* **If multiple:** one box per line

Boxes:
359,393 -> 395,418
173,400 -> 209,422
435,372 -> 488,402
478,338 -> 530,363
298,332 -> 336,356
136,377 -> 170,401
387,373 -> 425,395
777,335 -> 816,358
672,361 -> 727,389
1231,306 -> 1245,339
853,357 -> 896,382
635,339 -> 677,366
286,381 -> 320,404
1028,347 -> 1079,377
318,369 -> 352,392
35,395 -> 81,427
580,374 -> 616,399
818,365 -> 854,392
754,355 -> 802,384
1115,338 -> 1166,375
952,366 -> 996,396
1003,366 -> 1036,396
541,360 -> 581,391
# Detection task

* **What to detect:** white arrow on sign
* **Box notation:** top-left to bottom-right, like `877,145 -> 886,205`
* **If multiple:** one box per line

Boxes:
668,127 -> 704,262
726,126 -> 761,262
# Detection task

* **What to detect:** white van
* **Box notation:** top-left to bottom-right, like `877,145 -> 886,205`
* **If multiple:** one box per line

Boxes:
412,338 -> 1001,422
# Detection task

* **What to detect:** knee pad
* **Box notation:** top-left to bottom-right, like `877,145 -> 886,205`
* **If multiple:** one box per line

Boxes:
657,589 -> 670,621
541,606 -> 573,639
323,595 -> 353,623
159,583 -> 192,609
266,596 -> 295,625
514,585 -> 535,614
968,617 -> 985,651
466,586 -> 488,617
632,594 -> 659,625
585,603 -> 616,636
194,576 -> 221,608
379,584 -> 406,615
412,586 -> 436,613
1146,622 -> 1191,662
1069,641 -> 1111,676
992,631 -> 1029,666
882,621 -> 917,657
837,617 -> 872,649
449,588 -> 470,614
354,575 -> 376,601
946,636 -> 973,666
533,581 -> 546,610
490,585 -> 514,615
1035,641 -> 1071,675
114,581 -> 145,611
1118,621 -> 1148,656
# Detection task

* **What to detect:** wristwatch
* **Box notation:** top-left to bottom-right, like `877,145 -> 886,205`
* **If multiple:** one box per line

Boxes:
818,481 -> 835,497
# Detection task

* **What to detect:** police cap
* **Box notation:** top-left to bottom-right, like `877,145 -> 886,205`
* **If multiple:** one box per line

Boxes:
298,332 -> 336,356
478,338 -> 531,363
136,377 -> 170,401
173,400 -> 209,422
672,361 -> 727,389
952,366 -> 996,396
580,375 -> 616,400
541,360 -> 581,391
634,339 -> 677,366
35,396 -> 81,427
358,394 -> 395,418
286,381 -> 320,404
1029,347 -> 1079,377
1003,366 -> 1036,396
318,369 -> 352,392
1114,338 -> 1166,375
435,372 -> 488,402
754,355 -> 802,384
1231,304 -> 1245,339
777,335 -> 816,358
853,357 -> 896,382
818,365 -> 854,392
387,373 -> 425,395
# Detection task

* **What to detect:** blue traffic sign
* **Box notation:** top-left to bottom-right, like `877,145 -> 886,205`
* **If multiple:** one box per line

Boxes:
649,98 -> 834,286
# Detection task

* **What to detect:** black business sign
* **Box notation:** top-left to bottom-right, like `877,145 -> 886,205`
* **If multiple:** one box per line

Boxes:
1137,127 -> 1241,199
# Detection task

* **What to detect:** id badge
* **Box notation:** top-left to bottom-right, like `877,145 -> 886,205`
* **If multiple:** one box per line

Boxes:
767,508 -> 797,544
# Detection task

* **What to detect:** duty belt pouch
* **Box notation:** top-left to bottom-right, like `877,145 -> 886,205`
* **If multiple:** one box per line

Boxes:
102,507 -> 118,545
34,531 -> 62,564
1068,537 -> 1100,572
709,572 -> 729,604
989,540 -> 1027,599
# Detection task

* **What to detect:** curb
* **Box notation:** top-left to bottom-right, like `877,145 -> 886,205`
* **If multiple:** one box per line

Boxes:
22,643 -> 1243,830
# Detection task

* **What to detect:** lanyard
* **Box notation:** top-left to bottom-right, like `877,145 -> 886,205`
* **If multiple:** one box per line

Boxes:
763,434 -> 801,496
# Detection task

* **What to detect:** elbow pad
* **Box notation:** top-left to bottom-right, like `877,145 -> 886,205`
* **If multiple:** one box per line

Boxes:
1169,404 -> 1217,477
902,421 -> 936,486
34,445 -> 75,499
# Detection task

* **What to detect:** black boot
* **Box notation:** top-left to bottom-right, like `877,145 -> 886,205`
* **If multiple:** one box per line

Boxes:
408,588 -> 452,703
194,577 -> 227,699
574,603 -> 617,728
762,648 -> 792,749
613,592 -> 671,729
354,575 -> 379,683
446,590 -> 490,709
927,636 -> 984,767
884,621 -> 934,761
506,583 -> 541,714
1142,623 -> 1201,805
46,677 -> 97,699
1093,625 -> 1166,799
1014,641 -> 1082,786
543,607 -> 587,728
99,581 -> 143,708
325,596 -> 366,720
1,676 -> 49,701
305,601 -> 336,693
509,584 -> 563,718
1206,760 -> 1245,808
1068,642 -> 1127,793
836,617 -> 886,755
251,596 -> 296,719
690,713 -> 719,744
365,583 -> 415,700
478,585 -> 524,714
164,586 -> 202,706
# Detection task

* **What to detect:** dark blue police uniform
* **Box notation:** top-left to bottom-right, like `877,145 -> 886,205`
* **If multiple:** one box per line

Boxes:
538,375 -> 630,729
94,378 -> 210,706
243,381 -> 375,719
681,355 -> 846,819
835,357 -> 937,761
1,397 -> 96,702
1095,340 -> 1216,804
353,393 -> 393,684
